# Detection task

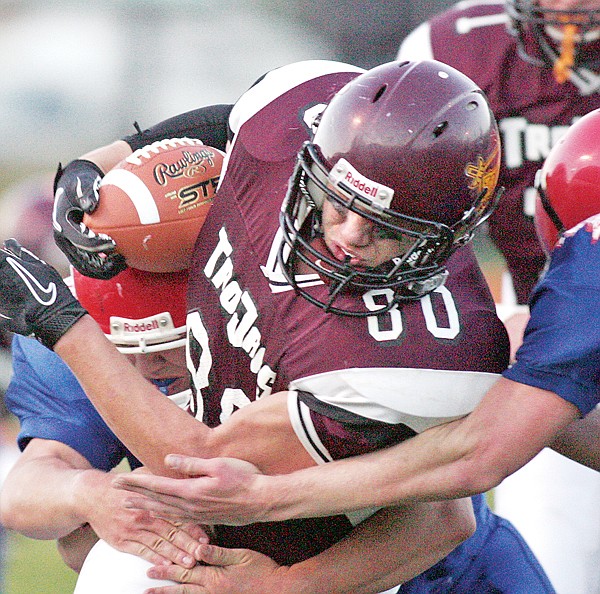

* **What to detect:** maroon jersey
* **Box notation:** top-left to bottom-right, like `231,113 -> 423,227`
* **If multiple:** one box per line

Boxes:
185,61 -> 509,564
398,1 -> 600,303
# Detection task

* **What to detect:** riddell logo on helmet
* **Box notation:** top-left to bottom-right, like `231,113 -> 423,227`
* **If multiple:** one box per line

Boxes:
122,319 -> 160,333
329,158 -> 393,208
344,171 -> 378,197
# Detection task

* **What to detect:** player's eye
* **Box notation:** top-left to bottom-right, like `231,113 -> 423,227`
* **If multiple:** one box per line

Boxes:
374,225 -> 402,241
326,195 -> 349,215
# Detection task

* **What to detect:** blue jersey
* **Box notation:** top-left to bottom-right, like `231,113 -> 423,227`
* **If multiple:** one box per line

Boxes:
400,494 -> 553,593
5,334 -> 140,471
504,218 -> 600,415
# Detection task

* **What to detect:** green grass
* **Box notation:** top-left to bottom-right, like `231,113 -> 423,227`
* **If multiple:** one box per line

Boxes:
4,532 -> 77,594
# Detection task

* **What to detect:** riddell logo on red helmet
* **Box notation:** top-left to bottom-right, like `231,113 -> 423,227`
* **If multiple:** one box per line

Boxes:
122,319 -> 160,333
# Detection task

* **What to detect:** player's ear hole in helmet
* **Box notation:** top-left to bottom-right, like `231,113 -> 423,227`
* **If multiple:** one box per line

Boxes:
506,0 -> 600,83
71,267 -> 188,353
278,59 -> 503,317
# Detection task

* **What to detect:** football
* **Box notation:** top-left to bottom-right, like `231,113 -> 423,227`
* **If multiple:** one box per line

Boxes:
83,138 -> 225,272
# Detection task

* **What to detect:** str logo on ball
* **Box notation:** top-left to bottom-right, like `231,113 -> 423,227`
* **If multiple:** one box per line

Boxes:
156,148 -> 222,214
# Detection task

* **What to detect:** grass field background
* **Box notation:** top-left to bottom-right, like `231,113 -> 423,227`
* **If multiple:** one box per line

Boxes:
4,533 -> 77,593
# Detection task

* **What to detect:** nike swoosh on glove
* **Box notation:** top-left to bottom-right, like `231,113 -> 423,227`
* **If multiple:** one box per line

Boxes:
0,239 -> 87,349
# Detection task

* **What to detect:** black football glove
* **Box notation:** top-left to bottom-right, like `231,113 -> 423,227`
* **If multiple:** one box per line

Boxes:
52,159 -> 126,279
0,239 -> 87,349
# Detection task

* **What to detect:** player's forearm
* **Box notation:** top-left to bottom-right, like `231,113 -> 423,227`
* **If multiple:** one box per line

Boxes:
258,379 -> 579,520
0,456 -> 96,539
277,500 -> 473,594
79,140 -> 132,173
54,316 -> 211,476
259,425 -> 477,521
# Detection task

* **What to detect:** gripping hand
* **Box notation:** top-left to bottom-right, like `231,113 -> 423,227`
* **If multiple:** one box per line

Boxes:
52,159 -> 126,279
0,239 -> 87,349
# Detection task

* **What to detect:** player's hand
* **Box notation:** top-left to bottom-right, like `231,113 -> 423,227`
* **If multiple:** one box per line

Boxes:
89,480 -> 211,569
143,544 -> 287,594
52,159 -> 126,279
0,239 -> 87,348
114,456 -> 270,526
73,468 -> 211,570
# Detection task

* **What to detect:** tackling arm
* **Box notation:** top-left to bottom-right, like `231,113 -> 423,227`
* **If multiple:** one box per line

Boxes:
0,438 -> 206,571
551,406 -> 600,471
0,438 -> 98,539
263,378 -> 581,518
145,500 -> 474,594
115,377 -> 581,524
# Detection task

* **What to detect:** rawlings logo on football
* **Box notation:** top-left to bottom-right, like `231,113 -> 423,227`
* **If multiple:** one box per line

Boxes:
86,139 -> 225,273
153,148 -> 222,186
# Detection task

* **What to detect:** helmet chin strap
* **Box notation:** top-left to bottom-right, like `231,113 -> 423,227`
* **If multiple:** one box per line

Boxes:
553,23 -> 578,83
402,269 -> 449,301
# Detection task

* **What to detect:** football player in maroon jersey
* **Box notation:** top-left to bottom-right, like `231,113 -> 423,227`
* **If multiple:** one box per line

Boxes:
1,59 -> 553,592
397,2 -> 600,590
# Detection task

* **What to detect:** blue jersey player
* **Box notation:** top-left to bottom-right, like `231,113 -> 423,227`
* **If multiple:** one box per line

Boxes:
0,267 -> 207,575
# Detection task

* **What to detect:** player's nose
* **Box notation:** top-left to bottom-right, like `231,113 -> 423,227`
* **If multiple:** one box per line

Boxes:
338,211 -> 373,248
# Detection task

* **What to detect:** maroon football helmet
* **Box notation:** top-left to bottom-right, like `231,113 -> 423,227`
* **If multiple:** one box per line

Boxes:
72,267 -> 188,353
279,59 -> 502,316
506,1 -> 600,82
535,107 -> 600,252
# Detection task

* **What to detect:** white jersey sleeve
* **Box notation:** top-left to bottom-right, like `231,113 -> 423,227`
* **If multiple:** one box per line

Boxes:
397,22 -> 435,61
287,367 -> 499,466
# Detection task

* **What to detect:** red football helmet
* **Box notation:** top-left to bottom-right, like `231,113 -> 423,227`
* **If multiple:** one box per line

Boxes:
506,1 -> 600,82
534,107 -> 600,252
72,267 -> 188,353
280,59 -> 501,316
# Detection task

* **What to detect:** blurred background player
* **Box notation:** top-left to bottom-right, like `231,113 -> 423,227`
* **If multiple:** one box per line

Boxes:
0,266 -> 208,576
397,2 -> 600,592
